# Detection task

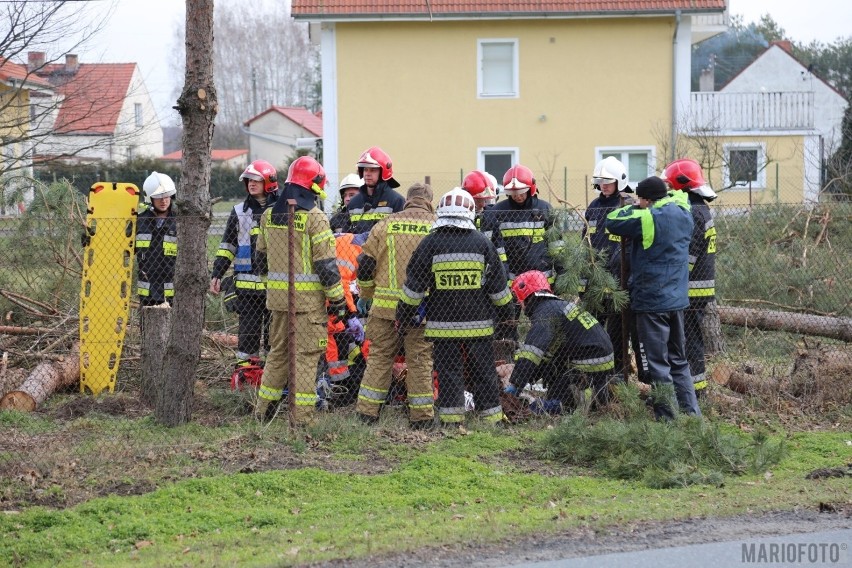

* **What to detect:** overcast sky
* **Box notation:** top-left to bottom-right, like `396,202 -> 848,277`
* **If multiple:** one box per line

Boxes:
73,0 -> 852,128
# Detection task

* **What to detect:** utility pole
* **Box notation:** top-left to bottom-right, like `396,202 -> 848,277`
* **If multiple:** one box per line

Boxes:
252,67 -> 258,116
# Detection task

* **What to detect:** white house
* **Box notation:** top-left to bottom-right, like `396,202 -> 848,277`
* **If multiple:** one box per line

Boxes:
29,53 -> 163,163
243,105 -> 323,168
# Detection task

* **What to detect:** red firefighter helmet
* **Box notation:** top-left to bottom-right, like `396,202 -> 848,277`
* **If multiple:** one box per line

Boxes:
356,146 -> 396,183
661,158 -> 706,190
285,156 -> 326,194
240,160 -> 278,193
502,164 -> 537,197
462,170 -> 497,202
511,270 -> 552,304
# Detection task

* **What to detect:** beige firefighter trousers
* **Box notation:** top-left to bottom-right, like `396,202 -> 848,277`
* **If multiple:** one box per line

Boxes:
355,316 -> 434,422
256,309 -> 327,425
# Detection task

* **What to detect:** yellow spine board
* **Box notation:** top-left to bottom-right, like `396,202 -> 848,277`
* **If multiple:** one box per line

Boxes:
79,182 -> 139,395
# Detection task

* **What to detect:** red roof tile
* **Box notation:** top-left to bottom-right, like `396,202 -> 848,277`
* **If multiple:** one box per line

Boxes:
0,58 -> 53,89
292,0 -> 727,18
243,105 -> 323,137
52,63 -> 136,135
162,149 -> 248,162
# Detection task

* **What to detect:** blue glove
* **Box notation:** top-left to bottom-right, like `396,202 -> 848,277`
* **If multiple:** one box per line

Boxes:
356,297 -> 372,317
503,384 -> 519,396
346,316 -> 365,343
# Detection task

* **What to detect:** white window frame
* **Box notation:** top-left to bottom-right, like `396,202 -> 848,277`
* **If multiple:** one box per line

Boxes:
478,146 -> 519,189
723,142 -> 766,190
594,146 -> 656,188
477,39 -> 519,99
134,103 -> 143,128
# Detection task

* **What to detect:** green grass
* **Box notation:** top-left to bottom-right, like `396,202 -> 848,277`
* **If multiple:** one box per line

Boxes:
1,418 -> 849,567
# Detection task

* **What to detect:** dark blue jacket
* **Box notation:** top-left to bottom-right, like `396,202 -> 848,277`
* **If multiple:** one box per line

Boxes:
345,181 -> 405,234
604,192 -> 693,313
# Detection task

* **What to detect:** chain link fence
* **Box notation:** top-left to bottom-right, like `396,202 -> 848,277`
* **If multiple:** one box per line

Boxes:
1,179 -> 850,485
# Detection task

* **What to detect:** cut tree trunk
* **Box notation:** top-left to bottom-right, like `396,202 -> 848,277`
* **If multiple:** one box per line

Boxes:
140,305 -> 171,407
717,306 -> 852,342
0,343 -> 80,411
702,300 -> 726,356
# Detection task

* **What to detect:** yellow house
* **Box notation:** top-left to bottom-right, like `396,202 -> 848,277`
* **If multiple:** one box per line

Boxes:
0,58 -> 53,214
292,0 -> 731,207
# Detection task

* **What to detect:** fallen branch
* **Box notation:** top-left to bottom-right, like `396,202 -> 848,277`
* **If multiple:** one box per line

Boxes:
717,306 -> 852,342
0,325 -> 43,335
0,289 -> 60,318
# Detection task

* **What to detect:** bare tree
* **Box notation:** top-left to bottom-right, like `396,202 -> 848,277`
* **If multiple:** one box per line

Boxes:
169,0 -> 319,147
155,0 -> 216,426
0,1 -> 160,213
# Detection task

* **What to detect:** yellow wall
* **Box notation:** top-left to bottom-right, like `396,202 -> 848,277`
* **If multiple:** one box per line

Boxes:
334,17 -> 675,203
681,134 -> 808,206
0,84 -> 30,140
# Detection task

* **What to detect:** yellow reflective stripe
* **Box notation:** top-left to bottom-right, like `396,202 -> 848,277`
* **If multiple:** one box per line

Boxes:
388,234 -> 398,289
235,281 -> 266,290
250,226 -> 260,236
163,242 -> 177,256
516,350 -> 542,365
358,384 -> 387,403
424,327 -> 493,339
325,282 -> 344,299
573,360 -> 615,372
373,298 -> 399,308
688,288 -> 715,297
492,288 -> 513,306
216,249 -> 235,261
258,385 -> 283,401
266,281 -> 324,291
295,392 -> 318,406
432,260 -> 485,271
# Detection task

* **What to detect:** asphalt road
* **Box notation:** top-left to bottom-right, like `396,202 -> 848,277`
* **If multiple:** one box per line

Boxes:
511,528 -> 852,567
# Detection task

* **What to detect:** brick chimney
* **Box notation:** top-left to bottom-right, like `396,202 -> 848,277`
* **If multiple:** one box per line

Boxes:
27,52 -> 46,72
64,54 -> 79,73
771,40 -> 793,54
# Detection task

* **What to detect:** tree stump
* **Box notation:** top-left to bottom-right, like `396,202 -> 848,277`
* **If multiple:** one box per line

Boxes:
140,305 -> 171,407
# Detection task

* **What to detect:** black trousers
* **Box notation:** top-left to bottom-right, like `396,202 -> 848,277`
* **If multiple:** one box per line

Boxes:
634,310 -> 700,420
236,292 -> 270,362
433,339 -> 501,422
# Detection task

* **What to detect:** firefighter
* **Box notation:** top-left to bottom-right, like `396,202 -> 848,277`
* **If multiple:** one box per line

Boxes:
502,270 -> 615,413
254,156 -> 349,425
461,170 -> 498,216
354,182 -> 436,429
330,173 -> 363,233
605,176 -> 700,420
345,146 -> 406,234
209,160 -> 278,378
136,171 -> 177,307
583,157 -> 644,383
661,158 -> 718,397
396,188 -> 514,426
489,164 -> 559,287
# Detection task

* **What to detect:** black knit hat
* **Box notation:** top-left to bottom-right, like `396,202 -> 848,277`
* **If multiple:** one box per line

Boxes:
636,176 -> 668,201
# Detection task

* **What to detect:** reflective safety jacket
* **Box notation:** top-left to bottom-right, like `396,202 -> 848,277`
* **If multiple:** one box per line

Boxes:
256,198 -> 343,313
397,226 -> 513,340
335,232 -> 362,313
357,200 -> 436,321
211,194 -> 276,295
508,295 -> 614,391
488,195 -> 559,284
345,181 -> 406,234
604,191 -> 693,313
685,192 -> 716,304
135,208 -> 177,303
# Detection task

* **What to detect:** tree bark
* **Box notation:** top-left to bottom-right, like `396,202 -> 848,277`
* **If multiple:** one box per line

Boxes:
155,0 -> 216,426
140,305 -> 171,407
0,343 -> 80,411
702,300 -> 726,356
717,306 -> 852,342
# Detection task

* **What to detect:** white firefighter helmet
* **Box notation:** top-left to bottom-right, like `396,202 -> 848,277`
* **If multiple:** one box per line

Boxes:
143,171 -> 176,200
434,187 -> 476,230
592,157 -> 630,193
339,173 -> 363,190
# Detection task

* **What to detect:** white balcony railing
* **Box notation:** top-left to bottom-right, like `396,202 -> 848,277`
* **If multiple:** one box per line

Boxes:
689,91 -> 815,132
